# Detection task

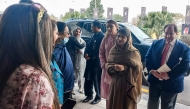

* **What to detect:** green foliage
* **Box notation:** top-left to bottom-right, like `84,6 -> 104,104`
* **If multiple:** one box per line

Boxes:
181,35 -> 190,46
132,15 -> 141,26
172,13 -> 185,24
80,13 -> 87,18
112,14 -> 123,21
70,11 -> 81,18
85,0 -> 105,18
135,12 -> 185,39
138,11 -> 175,39
61,11 -> 87,21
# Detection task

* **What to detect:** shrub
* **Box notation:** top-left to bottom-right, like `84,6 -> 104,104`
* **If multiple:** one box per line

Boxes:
180,35 -> 190,46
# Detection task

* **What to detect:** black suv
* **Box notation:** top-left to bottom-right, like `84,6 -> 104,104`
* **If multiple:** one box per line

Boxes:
65,18 -> 154,86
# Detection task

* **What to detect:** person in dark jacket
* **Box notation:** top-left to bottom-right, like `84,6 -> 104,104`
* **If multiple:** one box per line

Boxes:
53,21 -> 75,102
82,20 -> 104,104
66,29 -> 86,67
146,24 -> 190,109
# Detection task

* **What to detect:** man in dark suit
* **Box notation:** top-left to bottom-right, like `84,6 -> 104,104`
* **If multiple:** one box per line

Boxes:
82,20 -> 104,104
145,23 -> 190,109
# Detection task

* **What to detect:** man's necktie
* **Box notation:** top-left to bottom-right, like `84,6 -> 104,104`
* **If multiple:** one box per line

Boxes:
161,43 -> 170,66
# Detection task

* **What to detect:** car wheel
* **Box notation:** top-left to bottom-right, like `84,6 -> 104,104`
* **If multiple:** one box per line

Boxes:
142,62 -> 149,86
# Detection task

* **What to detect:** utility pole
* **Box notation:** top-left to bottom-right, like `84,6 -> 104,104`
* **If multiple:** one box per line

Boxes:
95,0 -> 96,8
163,0 -> 165,6
93,0 -> 98,19
142,1 -> 144,6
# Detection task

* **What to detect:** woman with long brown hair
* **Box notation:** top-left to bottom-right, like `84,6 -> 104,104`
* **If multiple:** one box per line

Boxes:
99,20 -> 119,109
50,20 -> 64,107
0,3 -> 59,109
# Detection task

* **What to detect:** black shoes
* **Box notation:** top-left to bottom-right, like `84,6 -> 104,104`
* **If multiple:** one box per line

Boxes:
91,98 -> 101,104
82,96 -> 101,104
82,96 -> 93,103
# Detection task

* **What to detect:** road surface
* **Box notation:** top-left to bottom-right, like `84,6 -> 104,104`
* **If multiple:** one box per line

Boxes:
142,76 -> 190,106
177,76 -> 190,106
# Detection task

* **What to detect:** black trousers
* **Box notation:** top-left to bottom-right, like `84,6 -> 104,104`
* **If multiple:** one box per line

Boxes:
64,91 -> 72,102
84,76 -> 101,99
148,84 -> 178,109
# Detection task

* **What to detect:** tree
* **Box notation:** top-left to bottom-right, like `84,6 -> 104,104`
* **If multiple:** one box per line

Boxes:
70,11 -> 81,18
61,12 -> 71,21
80,12 -> 87,18
132,17 -> 138,26
172,13 -> 185,24
139,11 -> 174,39
61,11 -> 87,21
85,0 -> 105,18
112,14 -> 123,21
132,15 -> 141,26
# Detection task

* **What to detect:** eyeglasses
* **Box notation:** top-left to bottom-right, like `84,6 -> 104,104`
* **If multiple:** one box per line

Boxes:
64,31 -> 70,35
59,31 -> 70,35
32,3 -> 47,22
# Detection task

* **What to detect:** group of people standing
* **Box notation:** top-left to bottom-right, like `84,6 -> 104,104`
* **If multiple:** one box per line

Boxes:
0,0 -> 190,109
101,20 -> 143,109
82,20 -> 142,109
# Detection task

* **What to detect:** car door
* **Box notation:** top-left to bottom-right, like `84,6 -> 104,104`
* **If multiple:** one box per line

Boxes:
81,22 -> 93,43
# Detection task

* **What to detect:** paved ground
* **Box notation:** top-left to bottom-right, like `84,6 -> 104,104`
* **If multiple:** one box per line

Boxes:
142,76 -> 190,106
72,84 -> 190,109
177,76 -> 190,105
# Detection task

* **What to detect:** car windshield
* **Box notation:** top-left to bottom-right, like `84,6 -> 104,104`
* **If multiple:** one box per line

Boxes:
122,23 -> 151,40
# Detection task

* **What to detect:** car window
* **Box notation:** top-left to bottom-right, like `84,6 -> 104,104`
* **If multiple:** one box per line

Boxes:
118,24 -> 125,29
67,21 -> 107,38
67,21 -> 92,37
83,22 -> 106,35
131,33 -> 141,43
101,23 -> 106,33
122,23 -> 150,41
67,21 -> 83,33
82,22 -> 93,37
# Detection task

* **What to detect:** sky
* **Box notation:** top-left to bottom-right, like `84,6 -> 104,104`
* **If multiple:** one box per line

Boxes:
0,0 -> 189,22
